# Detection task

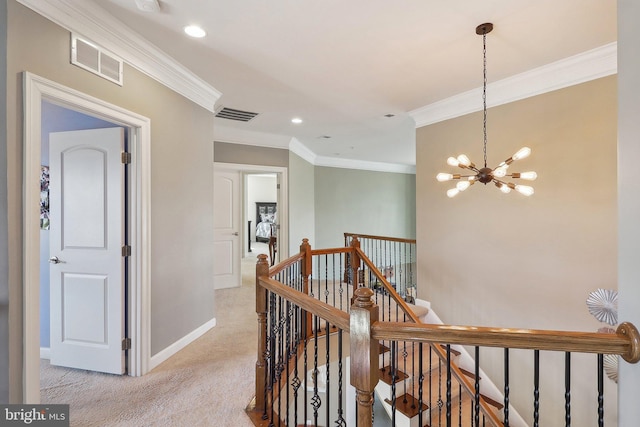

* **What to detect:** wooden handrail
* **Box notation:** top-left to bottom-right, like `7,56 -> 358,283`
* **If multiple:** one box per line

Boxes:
373,321 -> 640,363
268,252 -> 303,276
258,276 -> 351,332
310,247 -> 351,256
344,232 -> 416,244
355,247 -> 421,324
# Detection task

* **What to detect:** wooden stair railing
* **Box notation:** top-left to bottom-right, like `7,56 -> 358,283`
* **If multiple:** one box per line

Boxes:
251,239 -> 640,427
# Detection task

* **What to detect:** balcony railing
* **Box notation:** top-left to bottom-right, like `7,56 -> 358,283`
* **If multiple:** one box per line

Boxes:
248,238 -> 640,426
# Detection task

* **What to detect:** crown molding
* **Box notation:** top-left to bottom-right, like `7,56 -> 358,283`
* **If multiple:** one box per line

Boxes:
314,156 -> 416,174
16,0 -> 222,112
213,124 -> 292,149
289,138 -> 317,164
410,42 -> 617,128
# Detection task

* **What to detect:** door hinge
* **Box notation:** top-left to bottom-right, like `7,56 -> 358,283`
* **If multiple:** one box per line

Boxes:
277,184 -> 280,189
121,152 -> 131,164
122,337 -> 132,350
122,245 -> 132,257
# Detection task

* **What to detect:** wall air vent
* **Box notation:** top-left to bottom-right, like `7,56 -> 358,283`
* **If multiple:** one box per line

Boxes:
71,34 -> 123,86
215,107 -> 259,122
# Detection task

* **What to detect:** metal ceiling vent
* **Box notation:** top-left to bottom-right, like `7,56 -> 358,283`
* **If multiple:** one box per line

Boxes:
71,34 -> 123,86
215,107 -> 259,122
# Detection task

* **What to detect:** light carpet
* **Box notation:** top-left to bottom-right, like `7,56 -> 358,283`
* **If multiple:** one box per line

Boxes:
41,254 -> 265,427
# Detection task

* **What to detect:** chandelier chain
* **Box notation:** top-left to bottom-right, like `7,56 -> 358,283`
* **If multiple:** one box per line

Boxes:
482,31 -> 488,169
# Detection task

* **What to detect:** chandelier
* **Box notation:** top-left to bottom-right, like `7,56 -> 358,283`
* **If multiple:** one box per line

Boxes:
437,23 -> 537,198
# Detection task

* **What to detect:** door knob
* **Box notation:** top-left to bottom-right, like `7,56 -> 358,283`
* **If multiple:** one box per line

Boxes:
49,256 -> 64,264
232,232 -> 239,236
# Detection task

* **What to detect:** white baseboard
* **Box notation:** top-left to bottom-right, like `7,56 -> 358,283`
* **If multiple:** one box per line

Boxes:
149,317 -> 217,371
40,347 -> 51,360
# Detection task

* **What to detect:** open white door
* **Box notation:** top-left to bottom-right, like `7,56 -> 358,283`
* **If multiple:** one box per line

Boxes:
49,127 -> 126,375
214,169 -> 241,289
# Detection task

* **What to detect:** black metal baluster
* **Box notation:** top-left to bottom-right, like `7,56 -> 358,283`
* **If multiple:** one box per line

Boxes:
391,340 -> 397,426
292,303 -> 301,427
303,309 -> 308,426
312,315 -> 320,426
474,346 -> 480,427
285,300 -> 291,426
597,353 -> 604,427
269,291 -> 277,426
458,383 -> 462,427
277,296 -> 284,427
504,348 -> 510,426
335,329 -> 346,426
418,343 -> 424,427
446,344 -> 452,427
438,352 -> 443,427
533,350 -> 540,427
565,352 -> 571,426
325,318 -> 330,425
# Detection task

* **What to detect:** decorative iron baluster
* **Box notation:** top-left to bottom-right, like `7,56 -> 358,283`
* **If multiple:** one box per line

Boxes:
534,349 -> 540,427
391,340 -> 397,426
285,300 -> 291,427
418,343 -> 424,427
474,346 -> 480,427
459,383 -> 462,427
335,329 -> 346,426
325,318 -> 330,426
276,296 -> 285,427
303,309 -> 308,425
446,344 -> 452,427
597,353 -> 604,427
504,348 -> 510,426
312,315 -> 321,426
269,291 -> 277,426
565,351 -> 571,426
438,351 -> 443,426
291,304 -> 301,426
403,340 -> 408,407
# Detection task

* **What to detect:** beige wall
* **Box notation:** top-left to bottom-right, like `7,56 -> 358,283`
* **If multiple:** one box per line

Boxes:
288,153 -> 315,254
214,141 -> 288,167
416,76 -> 617,425
5,0 -> 215,399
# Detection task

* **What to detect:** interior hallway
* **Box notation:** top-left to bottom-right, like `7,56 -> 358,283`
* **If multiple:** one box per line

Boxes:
40,247 -> 267,427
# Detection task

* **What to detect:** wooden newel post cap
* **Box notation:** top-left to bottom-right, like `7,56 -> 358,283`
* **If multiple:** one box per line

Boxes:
257,254 -> 268,263
354,287 -> 374,308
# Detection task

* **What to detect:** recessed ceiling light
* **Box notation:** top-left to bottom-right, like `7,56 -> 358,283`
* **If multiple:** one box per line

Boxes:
291,117 -> 303,124
184,25 -> 206,38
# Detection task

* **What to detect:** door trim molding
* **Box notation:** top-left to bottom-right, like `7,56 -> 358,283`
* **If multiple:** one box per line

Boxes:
213,162 -> 289,261
23,72 -> 152,402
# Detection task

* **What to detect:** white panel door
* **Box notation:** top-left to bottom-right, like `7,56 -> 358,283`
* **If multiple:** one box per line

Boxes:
213,169 -> 241,289
49,128 -> 125,375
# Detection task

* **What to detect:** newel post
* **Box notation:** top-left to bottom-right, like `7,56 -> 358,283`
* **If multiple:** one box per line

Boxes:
350,287 -> 379,426
350,237 -> 362,297
255,254 -> 270,412
300,238 -> 313,338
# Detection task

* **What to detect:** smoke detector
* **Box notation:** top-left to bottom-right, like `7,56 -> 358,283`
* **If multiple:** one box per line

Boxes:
134,0 -> 161,12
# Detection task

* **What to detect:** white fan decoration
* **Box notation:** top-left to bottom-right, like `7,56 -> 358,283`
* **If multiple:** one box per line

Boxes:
586,288 -> 619,383
603,354 -> 618,383
586,288 -> 618,326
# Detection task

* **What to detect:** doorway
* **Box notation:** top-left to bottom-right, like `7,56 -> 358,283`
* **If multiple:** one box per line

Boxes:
213,162 -> 288,283
23,72 -> 152,403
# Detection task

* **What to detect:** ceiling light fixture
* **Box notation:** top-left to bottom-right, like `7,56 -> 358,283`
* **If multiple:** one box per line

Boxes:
437,23 -> 536,198
184,25 -> 206,38
291,117 -> 303,124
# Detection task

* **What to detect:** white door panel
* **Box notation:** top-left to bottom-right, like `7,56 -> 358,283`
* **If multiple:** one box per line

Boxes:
213,170 -> 241,289
49,127 -> 125,375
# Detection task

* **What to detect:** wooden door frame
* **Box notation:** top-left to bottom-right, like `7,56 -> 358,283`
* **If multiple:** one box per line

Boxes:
23,72 -> 152,402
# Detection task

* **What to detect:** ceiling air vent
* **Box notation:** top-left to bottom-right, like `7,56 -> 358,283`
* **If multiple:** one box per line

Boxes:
71,34 -> 123,86
215,107 -> 259,122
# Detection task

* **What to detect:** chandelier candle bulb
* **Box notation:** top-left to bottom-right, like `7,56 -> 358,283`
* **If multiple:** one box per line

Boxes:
447,157 -> 460,167
436,23 -> 537,198
512,147 -> 532,161
447,188 -> 460,198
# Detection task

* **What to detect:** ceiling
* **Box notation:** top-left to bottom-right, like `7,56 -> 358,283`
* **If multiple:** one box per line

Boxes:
93,0 -> 616,168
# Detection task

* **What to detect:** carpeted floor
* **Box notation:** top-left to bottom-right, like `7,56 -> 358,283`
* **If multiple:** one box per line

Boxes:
40,252 -> 266,427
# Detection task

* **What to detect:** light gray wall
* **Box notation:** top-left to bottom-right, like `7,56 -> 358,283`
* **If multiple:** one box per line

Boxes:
0,0 -> 9,404
416,76 -> 617,425
214,141 -> 288,167
5,0 -> 215,399
314,166 -> 416,250
618,1 -> 640,423
288,153 -> 315,254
